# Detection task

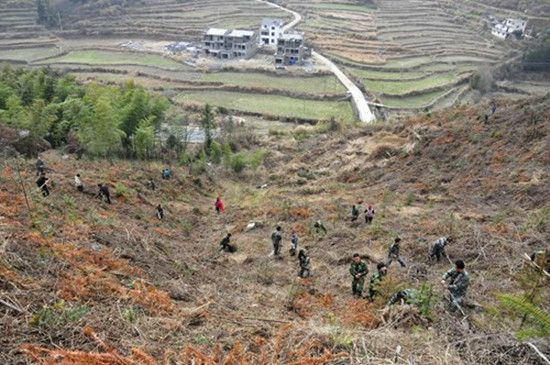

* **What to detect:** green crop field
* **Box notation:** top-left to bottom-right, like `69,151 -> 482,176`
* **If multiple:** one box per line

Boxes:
380,89 -> 450,108
36,50 -> 187,69
350,68 -> 427,80
201,73 -> 346,94
174,90 -> 354,121
363,74 -> 457,95
0,46 -> 61,62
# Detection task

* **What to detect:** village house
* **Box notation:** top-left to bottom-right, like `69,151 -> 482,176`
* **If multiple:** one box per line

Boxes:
275,32 -> 305,65
203,28 -> 258,59
259,18 -> 284,47
490,18 -> 526,39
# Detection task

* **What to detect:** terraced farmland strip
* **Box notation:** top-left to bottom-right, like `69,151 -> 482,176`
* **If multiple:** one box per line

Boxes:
363,73 -> 457,95
0,46 -> 61,62
380,89 -> 450,108
173,90 -> 354,121
35,50 -> 188,69
290,3 -> 375,12
201,73 -> 346,94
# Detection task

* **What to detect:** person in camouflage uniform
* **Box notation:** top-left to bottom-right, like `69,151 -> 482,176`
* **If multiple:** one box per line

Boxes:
367,262 -> 387,302
386,288 -> 419,307
429,236 -> 453,262
350,253 -> 369,298
271,225 -> 282,256
298,249 -> 311,278
441,259 -> 470,312
386,237 -> 405,267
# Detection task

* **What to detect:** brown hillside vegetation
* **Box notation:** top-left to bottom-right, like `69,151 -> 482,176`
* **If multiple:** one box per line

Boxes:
1,95 -> 549,364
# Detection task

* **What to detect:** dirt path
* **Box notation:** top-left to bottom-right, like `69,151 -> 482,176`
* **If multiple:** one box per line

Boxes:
258,0 -> 375,123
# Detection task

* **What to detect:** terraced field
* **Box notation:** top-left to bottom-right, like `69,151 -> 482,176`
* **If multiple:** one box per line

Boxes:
1,0 -> 548,119
173,90 -> 354,121
286,0 -> 520,109
54,0 -> 292,39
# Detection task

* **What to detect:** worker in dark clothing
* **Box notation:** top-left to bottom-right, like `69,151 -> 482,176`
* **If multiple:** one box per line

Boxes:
220,233 -> 235,252
484,114 -> 489,123
491,104 -> 497,115
96,184 -> 111,204
271,225 -> 282,256
387,237 -> 406,267
35,158 -> 45,176
156,204 -> 164,220
36,173 -> 50,197
149,178 -> 157,191
351,205 -> 359,222
298,249 -> 311,278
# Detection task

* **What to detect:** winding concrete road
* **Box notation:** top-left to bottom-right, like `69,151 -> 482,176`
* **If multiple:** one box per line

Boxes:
259,0 -> 375,123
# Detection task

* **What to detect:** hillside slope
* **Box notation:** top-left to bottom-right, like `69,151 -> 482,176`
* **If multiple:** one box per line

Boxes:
1,95 -> 549,364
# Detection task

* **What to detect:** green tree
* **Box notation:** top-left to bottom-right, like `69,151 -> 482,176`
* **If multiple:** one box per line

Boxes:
200,104 -> 214,155
523,32 -> 550,72
37,0 -> 46,23
210,140 -> 222,164
223,141 -> 232,168
77,90 -> 125,156
133,116 -> 155,159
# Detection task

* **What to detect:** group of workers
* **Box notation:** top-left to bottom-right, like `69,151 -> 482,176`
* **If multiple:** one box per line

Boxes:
34,157 -> 169,219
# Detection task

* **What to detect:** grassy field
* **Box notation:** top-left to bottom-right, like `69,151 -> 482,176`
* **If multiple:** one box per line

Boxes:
201,73 -> 346,94
174,90 -> 354,121
364,74 -> 457,95
0,46 -> 61,62
293,3 -> 375,12
36,50 -> 187,69
380,89 -> 450,108
350,68 -> 427,80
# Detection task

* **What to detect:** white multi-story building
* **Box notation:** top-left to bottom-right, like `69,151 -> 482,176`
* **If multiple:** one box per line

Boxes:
491,18 -> 526,39
259,18 -> 284,47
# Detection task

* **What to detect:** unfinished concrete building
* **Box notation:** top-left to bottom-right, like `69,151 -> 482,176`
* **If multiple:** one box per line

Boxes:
275,33 -> 304,65
203,28 -> 258,59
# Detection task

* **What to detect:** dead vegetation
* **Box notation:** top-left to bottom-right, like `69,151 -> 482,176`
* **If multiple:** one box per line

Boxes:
1,96 -> 549,364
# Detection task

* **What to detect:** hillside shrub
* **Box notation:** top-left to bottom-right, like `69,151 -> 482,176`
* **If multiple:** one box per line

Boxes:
230,152 -> 247,173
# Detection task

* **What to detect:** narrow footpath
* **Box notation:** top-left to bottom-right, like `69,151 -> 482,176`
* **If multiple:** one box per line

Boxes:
260,0 -> 375,123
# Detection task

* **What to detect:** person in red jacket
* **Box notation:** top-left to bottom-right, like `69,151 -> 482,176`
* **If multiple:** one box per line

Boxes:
215,195 -> 225,214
